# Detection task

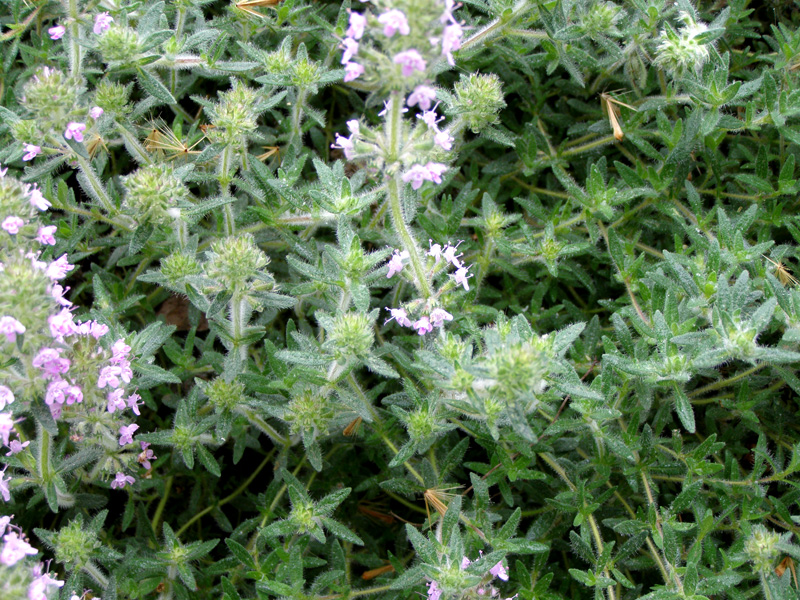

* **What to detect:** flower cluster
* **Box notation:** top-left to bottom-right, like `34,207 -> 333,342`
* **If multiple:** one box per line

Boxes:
654,10 -> 711,75
0,516 -> 67,600
427,555 -> 514,600
385,240 -> 472,335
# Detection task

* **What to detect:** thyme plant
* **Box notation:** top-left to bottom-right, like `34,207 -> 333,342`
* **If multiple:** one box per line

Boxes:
1,0 -> 800,599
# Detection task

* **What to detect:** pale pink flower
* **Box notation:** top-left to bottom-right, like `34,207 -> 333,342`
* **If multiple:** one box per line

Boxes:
413,316 -> 434,335
332,132 -> 356,159
428,240 -> 443,262
138,441 -> 155,469
425,162 -> 447,184
28,566 -> 64,600
107,389 -> 126,414
435,129 -> 454,150
393,49 -> 426,77
429,308 -> 453,327
45,380 -> 82,406
111,339 -> 132,362
441,22 -> 463,65
454,265 -> 472,291
33,348 -> 70,378
89,106 -> 104,119
0,531 -> 38,566
22,144 -> 41,161
0,469 -> 9,501
48,25 -> 66,40
45,254 -> 74,280
119,423 -> 139,446
27,185 -> 50,211
6,439 -> 30,455
344,61 -> 365,82
490,561 -> 509,581
93,12 -> 114,35
341,38 -> 359,64
111,472 -> 134,489
461,556 -> 471,569
127,393 -> 142,416
402,164 -> 431,190
36,225 -> 57,245
378,9 -> 410,37
48,308 -> 76,341
2,216 -> 24,235
419,108 -> 443,129
64,122 -> 86,142
0,413 -> 14,446
347,119 -> 360,136
386,307 -> 413,327
0,386 -> 13,410
427,580 -> 442,600
386,249 -> 409,278
347,12 -> 367,40
407,85 -> 437,110
0,316 -> 25,342
442,241 -> 463,267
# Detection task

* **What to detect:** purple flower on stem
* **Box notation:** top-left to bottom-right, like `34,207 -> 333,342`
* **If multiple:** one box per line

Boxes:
0,386 -> 13,410
347,12 -> 367,40
419,108 -> 444,129
0,469 -> 9,501
378,9 -> 410,37
490,560 -> 509,581
0,531 -> 38,566
425,162 -> 447,184
413,316 -> 434,335
118,423 -> 139,446
1,216 -> 23,235
22,144 -> 41,161
442,22 -> 463,65
48,25 -> 66,40
46,254 -> 74,280
386,307 -> 413,327
430,308 -> 454,328
332,132 -> 356,160
341,38 -> 359,64
94,12 -> 114,35
401,164 -> 431,190
6,439 -> 30,456
344,61 -> 365,82
139,441 -> 156,469
36,226 -> 57,245
89,106 -> 104,119
64,122 -> 86,143
454,265 -> 473,291
111,472 -> 134,489
0,317 -> 25,343
435,129 -> 454,150
33,348 -> 70,378
27,184 -> 51,211
428,240 -> 443,262
442,241 -> 463,267
0,413 -> 14,446
386,249 -> 409,277
107,389 -> 126,414
408,85 -> 437,110
393,49 -> 426,77
48,308 -> 76,341
427,580 -> 442,600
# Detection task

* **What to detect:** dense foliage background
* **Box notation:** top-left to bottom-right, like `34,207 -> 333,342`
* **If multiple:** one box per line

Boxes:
3,0 -> 800,599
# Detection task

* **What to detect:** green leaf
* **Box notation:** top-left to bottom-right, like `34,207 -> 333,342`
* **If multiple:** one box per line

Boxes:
137,68 -> 176,104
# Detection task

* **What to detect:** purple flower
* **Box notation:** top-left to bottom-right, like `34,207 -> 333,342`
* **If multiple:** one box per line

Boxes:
461,556 -> 471,569
430,308 -> 453,327
427,580 -> 442,600
402,164 -> 431,190
490,560 -> 509,581
27,184 -> 50,211
347,12 -> 367,40
111,472 -> 135,489
393,49 -> 426,77
48,25 -> 66,40
36,226 -> 57,245
0,386 -> 13,411
33,348 -> 71,378
428,240 -> 443,262
127,392 -> 142,416
386,249 -> 409,277
441,22 -> 463,65
138,441 -> 155,469
0,413 -> 14,446
6,439 -> 30,456
0,531 -> 38,566
454,265 -> 472,291
90,106 -> 104,119
378,9 -> 410,37
1,216 -> 24,235
419,108 -> 444,129
425,162 -> 447,184
107,389 -> 126,413
22,144 -> 41,161
64,122 -> 86,142
111,339 -> 132,362
0,469 -> 9,502
386,307 -> 413,327
93,12 -> 114,35
442,241 -> 463,267
332,132 -> 356,159
344,61 -> 365,82
45,380 -> 83,407
46,254 -> 74,280
413,316 -> 434,335
48,308 -> 76,341
118,423 -> 139,446
408,85 -> 437,110
341,37 -> 359,64
0,316 -> 25,343
435,129 -> 454,150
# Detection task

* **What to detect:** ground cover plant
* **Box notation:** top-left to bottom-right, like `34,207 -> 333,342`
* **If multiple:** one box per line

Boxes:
3,0 -> 800,599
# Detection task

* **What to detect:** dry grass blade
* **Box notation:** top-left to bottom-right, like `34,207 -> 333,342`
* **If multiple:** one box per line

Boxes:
144,120 -> 204,161
600,92 -> 637,141
343,416 -> 362,437
764,254 -> 799,286
235,0 -> 280,18
362,564 -> 395,581
257,145 -> 281,163
423,486 -> 461,525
